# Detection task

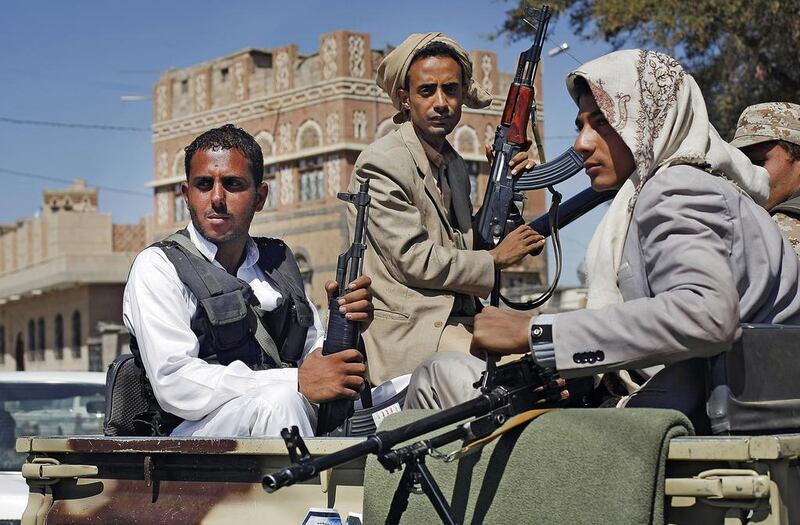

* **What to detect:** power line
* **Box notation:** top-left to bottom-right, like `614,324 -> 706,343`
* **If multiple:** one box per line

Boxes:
0,167 -> 150,197
0,116 -> 150,132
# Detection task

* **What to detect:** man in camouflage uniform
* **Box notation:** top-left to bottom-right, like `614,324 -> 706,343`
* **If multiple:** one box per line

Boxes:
731,102 -> 800,256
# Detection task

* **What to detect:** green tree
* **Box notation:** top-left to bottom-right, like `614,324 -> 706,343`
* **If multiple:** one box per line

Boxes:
499,0 -> 800,138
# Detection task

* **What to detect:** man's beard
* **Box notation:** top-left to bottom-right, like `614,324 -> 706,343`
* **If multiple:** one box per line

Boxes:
188,205 -> 255,246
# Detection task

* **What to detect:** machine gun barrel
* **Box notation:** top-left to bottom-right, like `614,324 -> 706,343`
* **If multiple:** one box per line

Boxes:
263,388 -> 500,492
264,355 -> 563,493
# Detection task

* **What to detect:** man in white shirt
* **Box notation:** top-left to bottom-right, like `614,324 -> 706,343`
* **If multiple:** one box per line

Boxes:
123,124 -> 372,437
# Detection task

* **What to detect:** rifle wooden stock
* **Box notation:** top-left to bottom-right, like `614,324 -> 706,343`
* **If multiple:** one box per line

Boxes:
503,84 -> 535,147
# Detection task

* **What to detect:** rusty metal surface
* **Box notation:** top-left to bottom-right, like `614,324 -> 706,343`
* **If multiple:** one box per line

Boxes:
39,467 -> 363,525
21,436 -> 364,455
27,442 -> 367,524
45,478 -> 365,524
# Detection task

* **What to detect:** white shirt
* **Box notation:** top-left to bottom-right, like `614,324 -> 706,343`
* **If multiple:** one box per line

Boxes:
122,223 -> 325,422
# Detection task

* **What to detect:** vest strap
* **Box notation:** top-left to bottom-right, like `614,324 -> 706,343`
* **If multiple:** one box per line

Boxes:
164,232 -> 225,297
161,231 -> 286,368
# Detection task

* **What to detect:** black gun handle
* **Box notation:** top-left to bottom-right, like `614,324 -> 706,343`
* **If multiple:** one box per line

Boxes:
317,296 -> 360,435
322,297 -> 359,356
316,399 -> 355,435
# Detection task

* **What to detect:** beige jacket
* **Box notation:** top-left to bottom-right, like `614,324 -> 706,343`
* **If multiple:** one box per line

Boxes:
348,122 -> 495,384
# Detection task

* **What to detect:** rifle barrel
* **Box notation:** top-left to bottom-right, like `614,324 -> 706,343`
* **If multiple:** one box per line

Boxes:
528,188 -> 616,238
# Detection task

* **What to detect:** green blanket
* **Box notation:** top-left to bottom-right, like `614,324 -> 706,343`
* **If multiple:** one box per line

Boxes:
364,408 -> 692,525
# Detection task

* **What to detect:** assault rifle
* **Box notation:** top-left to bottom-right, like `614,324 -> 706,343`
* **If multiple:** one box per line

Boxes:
315,180 -> 372,435
476,5 -> 585,309
265,354 -> 569,524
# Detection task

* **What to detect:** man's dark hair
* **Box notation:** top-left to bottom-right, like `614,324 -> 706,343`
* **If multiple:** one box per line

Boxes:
403,41 -> 465,90
184,124 -> 264,185
777,140 -> 800,162
572,76 -> 591,100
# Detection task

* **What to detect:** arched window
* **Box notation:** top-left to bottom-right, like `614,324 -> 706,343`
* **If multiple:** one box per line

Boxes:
298,157 -> 325,202
37,317 -> 45,360
172,150 -> 186,180
54,314 -> 64,360
295,254 -> 314,301
297,121 -> 322,150
353,111 -> 368,139
255,131 -> 275,159
295,254 -> 313,288
454,126 -> 480,156
71,310 -> 82,358
27,320 -> 36,361
173,183 -> 189,224
172,150 -> 189,225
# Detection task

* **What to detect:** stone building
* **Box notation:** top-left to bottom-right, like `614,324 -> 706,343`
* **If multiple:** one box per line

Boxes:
0,180 -> 144,372
150,31 -> 548,307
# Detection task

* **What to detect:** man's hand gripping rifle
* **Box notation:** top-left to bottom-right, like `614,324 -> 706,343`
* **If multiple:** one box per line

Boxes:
265,355 -> 569,524
476,5 -> 584,309
315,180 -> 371,436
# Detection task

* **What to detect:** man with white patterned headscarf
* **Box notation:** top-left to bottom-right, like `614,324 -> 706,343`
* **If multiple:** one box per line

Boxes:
406,50 -> 800,432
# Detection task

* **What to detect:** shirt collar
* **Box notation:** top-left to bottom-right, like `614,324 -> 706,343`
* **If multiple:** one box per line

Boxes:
418,135 -> 457,170
186,222 -> 260,273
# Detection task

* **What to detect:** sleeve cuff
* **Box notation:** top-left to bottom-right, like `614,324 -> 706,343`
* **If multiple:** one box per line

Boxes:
529,314 -> 557,369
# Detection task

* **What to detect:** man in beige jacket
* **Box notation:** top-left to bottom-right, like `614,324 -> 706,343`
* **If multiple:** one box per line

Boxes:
348,34 -> 543,386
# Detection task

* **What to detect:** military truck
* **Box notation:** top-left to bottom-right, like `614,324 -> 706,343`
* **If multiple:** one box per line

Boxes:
14,418 -> 800,524
15,325 -> 800,524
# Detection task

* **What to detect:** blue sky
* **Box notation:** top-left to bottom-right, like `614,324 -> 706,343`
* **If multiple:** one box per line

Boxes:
0,1 -> 615,286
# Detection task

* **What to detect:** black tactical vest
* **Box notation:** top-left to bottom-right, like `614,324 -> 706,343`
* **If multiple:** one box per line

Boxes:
124,231 -> 315,436
148,230 -> 315,368
128,230 -> 315,370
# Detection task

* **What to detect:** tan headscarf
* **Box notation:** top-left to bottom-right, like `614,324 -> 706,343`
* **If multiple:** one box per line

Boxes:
376,32 -> 493,124
566,49 -> 770,309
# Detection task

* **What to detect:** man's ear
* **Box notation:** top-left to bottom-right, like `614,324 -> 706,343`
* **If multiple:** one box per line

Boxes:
181,181 -> 189,205
397,88 -> 411,110
254,181 -> 269,212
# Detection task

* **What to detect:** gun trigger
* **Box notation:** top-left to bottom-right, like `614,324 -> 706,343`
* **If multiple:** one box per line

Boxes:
478,355 -> 496,393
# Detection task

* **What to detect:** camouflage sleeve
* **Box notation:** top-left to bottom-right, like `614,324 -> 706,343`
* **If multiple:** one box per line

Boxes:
772,213 -> 800,258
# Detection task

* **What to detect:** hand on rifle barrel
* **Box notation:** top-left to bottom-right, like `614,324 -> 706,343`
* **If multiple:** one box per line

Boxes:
470,306 -> 532,358
324,275 -> 373,325
489,225 -> 545,269
298,349 -> 366,403
484,144 -> 537,176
